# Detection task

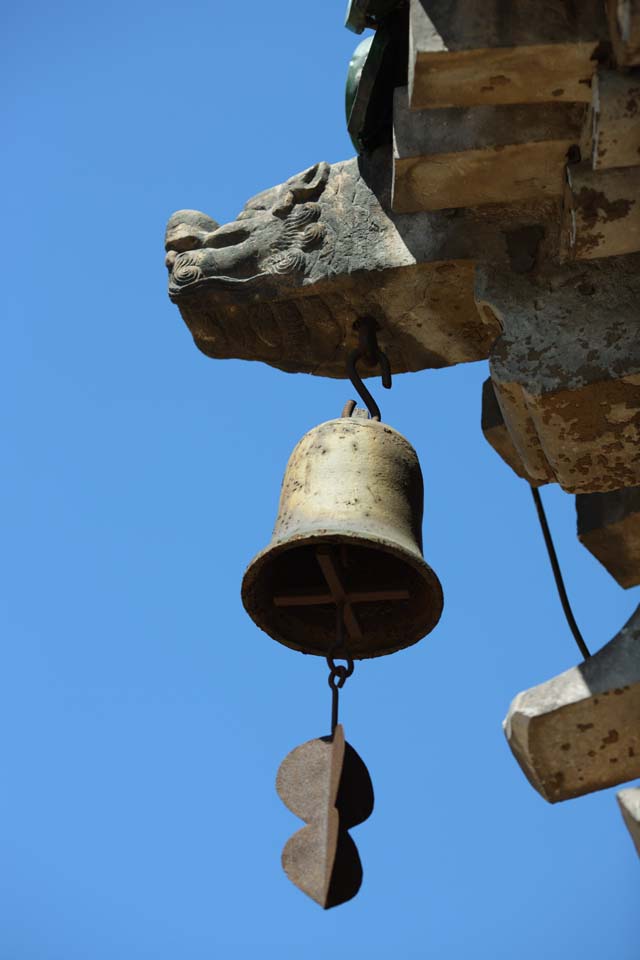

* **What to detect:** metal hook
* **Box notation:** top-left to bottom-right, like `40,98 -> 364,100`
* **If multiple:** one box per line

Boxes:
346,318 -> 392,422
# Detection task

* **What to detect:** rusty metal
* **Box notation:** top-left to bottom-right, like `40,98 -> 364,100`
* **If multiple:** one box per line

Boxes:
241,414 -> 444,659
276,723 -> 374,909
327,604 -> 355,735
341,399 -> 357,419
347,317 -> 392,421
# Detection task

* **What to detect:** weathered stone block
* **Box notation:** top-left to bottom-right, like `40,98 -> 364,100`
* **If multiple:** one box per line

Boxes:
409,0 -> 608,108
504,604 -> 640,803
480,378 -> 539,484
392,87 -> 585,212
479,255 -> 640,493
577,487 -> 640,588
592,70 -> 640,171
561,162 -> 640,260
617,786 -> 640,856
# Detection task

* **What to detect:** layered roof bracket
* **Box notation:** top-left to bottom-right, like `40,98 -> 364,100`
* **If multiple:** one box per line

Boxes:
392,88 -> 587,212
408,0 -> 609,109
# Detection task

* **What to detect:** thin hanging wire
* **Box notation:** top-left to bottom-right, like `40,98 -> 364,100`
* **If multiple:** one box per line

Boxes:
530,485 -> 591,660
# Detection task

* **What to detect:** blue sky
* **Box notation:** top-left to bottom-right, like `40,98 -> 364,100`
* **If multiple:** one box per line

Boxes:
2,2 -> 638,957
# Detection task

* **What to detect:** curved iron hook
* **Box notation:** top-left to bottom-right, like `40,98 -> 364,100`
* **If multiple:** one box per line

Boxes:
345,317 -> 392,420
347,351 -> 382,420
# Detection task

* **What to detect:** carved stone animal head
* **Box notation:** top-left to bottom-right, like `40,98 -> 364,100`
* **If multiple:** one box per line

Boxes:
166,162 -> 332,295
165,151 -> 500,377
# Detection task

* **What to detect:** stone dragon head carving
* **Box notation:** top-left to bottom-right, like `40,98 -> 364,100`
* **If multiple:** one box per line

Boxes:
166,162 -> 332,295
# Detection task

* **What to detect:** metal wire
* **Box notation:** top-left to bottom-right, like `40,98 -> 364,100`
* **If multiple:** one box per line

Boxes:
530,485 -> 591,660
327,604 -> 355,736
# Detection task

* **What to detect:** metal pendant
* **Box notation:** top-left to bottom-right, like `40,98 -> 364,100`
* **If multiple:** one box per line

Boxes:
276,724 -> 374,909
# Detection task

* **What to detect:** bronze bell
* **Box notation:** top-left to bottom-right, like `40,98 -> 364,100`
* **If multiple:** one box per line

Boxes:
242,412 -> 443,659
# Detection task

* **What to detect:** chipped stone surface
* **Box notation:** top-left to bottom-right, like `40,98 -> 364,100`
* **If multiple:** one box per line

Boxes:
478,254 -> 640,493
617,786 -> 640,857
577,487 -> 640,588
504,604 -> 640,803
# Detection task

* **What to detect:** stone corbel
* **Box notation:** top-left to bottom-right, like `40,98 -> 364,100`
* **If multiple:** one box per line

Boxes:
477,255 -> 640,493
504,605 -> 640,803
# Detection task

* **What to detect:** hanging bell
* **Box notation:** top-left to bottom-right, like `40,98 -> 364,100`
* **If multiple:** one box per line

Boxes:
241,410 -> 444,659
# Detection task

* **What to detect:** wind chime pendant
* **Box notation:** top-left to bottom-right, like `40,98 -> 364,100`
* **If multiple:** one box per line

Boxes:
242,352 -> 444,906
276,724 -> 374,909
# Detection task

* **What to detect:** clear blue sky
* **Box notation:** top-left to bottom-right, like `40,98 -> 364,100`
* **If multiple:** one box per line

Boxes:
2,2 -> 638,957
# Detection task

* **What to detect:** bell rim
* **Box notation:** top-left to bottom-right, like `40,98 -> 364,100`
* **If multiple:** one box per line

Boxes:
241,530 -> 444,659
